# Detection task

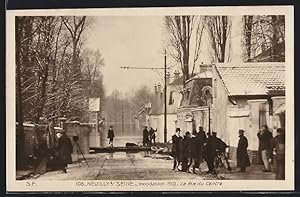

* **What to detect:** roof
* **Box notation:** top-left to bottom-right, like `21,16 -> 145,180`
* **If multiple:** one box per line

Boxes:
215,62 -> 285,96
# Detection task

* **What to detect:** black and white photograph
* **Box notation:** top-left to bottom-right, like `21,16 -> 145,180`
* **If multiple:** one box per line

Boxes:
6,6 -> 294,191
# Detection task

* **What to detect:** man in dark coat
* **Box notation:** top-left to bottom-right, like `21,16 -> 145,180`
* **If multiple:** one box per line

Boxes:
142,126 -> 149,147
190,127 -> 207,174
257,125 -> 273,172
180,132 -> 192,172
205,132 -> 219,174
107,126 -> 115,147
237,129 -> 250,172
269,128 -> 285,180
171,128 -> 183,170
54,130 -> 73,173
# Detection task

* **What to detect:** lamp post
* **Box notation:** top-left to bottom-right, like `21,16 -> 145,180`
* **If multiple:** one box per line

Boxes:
205,91 -> 212,135
120,50 -> 169,142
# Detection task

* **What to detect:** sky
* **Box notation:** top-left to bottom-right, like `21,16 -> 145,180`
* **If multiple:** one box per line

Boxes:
85,16 -> 243,96
85,16 -> 168,96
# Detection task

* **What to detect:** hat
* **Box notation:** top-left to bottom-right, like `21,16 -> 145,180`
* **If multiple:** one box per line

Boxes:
238,129 -> 245,134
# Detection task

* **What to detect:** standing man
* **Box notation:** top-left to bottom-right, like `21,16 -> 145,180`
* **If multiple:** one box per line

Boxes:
180,131 -> 192,172
205,131 -> 219,175
107,126 -> 115,147
171,128 -> 182,171
269,128 -> 285,180
190,127 -> 207,174
54,130 -> 73,173
257,125 -> 273,172
142,126 -> 149,147
237,129 -> 250,172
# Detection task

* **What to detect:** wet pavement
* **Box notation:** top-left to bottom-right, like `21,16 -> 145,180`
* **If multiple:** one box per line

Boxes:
28,152 -> 275,180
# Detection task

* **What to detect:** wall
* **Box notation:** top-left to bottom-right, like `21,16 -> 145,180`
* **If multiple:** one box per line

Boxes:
64,122 -> 92,155
212,66 -> 229,144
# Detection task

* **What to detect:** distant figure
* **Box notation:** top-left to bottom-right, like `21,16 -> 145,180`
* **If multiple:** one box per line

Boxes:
54,130 -> 73,173
171,128 -> 183,170
142,126 -> 149,146
237,129 -> 250,172
107,126 -> 115,147
149,127 -> 156,146
257,125 -> 273,172
270,128 -> 285,180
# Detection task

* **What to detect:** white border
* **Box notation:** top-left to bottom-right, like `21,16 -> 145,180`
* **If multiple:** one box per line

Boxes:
6,6 -> 294,192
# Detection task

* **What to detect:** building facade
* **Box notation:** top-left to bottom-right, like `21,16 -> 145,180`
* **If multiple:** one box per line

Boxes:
212,62 -> 285,164
176,65 -> 213,134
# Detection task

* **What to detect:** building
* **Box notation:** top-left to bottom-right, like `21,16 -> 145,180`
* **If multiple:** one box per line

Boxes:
149,71 -> 183,143
212,62 -> 285,164
176,64 -> 213,134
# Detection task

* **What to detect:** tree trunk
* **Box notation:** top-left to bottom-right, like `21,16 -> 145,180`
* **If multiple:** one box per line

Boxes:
16,16 -> 26,170
244,16 -> 253,62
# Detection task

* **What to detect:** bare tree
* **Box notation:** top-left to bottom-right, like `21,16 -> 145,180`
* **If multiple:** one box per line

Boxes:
205,16 -> 231,63
243,15 -> 285,62
165,16 -> 205,86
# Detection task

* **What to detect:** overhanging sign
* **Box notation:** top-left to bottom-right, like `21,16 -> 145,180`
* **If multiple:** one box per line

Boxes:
88,97 -> 100,112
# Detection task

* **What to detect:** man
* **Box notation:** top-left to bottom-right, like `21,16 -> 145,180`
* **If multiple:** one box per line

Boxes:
237,129 -> 250,172
180,131 -> 192,172
269,128 -> 285,180
107,126 -> 115,147
205,131 -> 219,174
171,128 -> 183,170
190,127 -> 207,174
54,130 -> 73,173
257,125 -> 273,172
142,126 -> 149,147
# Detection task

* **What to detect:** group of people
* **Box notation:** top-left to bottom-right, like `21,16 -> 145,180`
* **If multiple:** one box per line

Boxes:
32,118 -> 73,175
171,125 -> 285,179
171,127 -> 230,175
142,126 -> 157,146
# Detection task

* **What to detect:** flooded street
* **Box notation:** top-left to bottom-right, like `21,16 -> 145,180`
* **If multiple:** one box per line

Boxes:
33,152 -> 211,180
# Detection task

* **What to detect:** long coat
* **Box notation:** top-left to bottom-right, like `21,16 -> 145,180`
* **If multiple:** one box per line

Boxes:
107,128 -> 115,140
55,134 -> 73,165
237,135 -> 250,168
179,137 -> 191,162
143,128 -> 149,144
190,132 -> 206,159
171,134 -> 182,158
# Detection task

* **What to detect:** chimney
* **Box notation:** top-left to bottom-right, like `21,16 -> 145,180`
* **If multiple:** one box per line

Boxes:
166,72 -> 170,85
157,83 -> 161,93
154,84 -> 158,93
